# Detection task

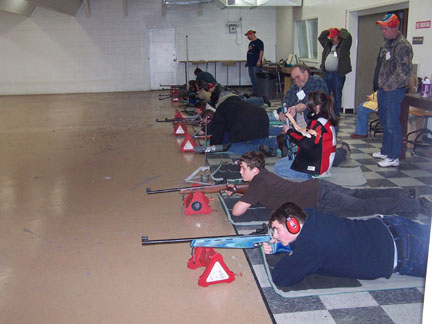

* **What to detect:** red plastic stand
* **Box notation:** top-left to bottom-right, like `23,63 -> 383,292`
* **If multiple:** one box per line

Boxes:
173,123 -> 188,136
184,191 -> 211,215
170,86 -> 180,102
174,111 -> 183,120
187,247 -> 235,287
180,134 -> 197,152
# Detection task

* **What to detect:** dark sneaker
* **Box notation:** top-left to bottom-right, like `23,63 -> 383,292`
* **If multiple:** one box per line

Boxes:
419,195 -> 432,216
259,145 -> 277,157
262,96 -> 272,107
276,134 -> 288,157
340,141 -> 351,160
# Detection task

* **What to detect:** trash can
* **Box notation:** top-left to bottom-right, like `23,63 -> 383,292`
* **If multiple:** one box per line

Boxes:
256,72 -> 277,100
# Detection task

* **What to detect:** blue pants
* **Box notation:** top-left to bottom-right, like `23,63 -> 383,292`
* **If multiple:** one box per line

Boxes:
323,72 -> 345,117
355,102 -> 375,135
274,157 -> 312,181
248,66 -> 261,95
381,216 -> 429,277
377,88 -> 406,159
242,96 -> 264,106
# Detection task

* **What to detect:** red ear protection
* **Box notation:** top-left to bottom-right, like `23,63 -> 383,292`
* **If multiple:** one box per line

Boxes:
286,217 -> 300,234
279,208 -> 301,234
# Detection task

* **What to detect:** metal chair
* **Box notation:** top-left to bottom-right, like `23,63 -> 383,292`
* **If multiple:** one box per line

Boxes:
407,108 -> 432,155
369,118 -> 384,139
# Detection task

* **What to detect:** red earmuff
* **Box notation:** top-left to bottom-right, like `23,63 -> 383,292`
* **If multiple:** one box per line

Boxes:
279,207 -> 301,234
286,217 -> 300,234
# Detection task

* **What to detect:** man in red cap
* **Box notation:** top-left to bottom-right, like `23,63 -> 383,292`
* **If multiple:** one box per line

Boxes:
372,13 -> 412,168
245,30 -> 264,96
318,27 -> 352,118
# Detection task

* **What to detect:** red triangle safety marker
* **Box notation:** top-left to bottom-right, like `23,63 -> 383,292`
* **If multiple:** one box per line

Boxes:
187,247 -> 235,287
174,111 -> 183,120
180,134 -> 197,152
173,123 -> 188,136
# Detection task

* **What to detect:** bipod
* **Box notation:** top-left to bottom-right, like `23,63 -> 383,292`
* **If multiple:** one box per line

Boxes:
184,165 -> 211,185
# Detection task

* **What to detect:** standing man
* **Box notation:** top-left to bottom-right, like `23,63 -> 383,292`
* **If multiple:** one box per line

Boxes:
245,30 -> 264,97
372,13 -> 413,167
318,27 -> 352,117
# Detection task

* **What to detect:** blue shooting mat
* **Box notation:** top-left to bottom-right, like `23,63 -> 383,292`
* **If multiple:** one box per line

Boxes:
218,193 -> 273,226
234,226 -> 425,298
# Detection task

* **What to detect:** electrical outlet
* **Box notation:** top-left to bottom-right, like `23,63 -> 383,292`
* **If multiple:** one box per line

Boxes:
228,24 -> 237,33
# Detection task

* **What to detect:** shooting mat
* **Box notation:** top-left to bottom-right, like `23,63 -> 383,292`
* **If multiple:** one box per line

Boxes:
218,194 -> 273,226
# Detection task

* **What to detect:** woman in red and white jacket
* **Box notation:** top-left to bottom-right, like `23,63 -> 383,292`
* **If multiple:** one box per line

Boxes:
274,90 -> 348,180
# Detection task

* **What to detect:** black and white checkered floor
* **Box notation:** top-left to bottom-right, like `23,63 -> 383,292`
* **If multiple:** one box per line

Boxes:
207,111 -> 431,324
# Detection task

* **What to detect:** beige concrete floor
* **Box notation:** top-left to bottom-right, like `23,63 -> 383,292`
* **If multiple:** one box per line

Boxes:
0,92 -> 272,324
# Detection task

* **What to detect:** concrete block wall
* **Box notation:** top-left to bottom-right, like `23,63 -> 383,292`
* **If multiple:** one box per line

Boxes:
0,0 -> 276,95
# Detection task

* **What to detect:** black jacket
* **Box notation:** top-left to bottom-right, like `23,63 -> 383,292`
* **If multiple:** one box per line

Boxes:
270,208 -> 394,287
209,96 -> 269,145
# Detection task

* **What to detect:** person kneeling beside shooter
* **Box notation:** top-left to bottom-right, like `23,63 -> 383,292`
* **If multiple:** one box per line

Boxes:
262,202 -> 429,287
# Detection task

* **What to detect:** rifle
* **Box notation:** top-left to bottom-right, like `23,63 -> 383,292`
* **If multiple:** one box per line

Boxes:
146,182 -> 248,195
141,225 -> 292,254
155,117 -> 201,124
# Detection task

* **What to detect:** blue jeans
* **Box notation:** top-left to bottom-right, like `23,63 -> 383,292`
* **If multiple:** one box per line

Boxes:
377,88 -> 406,159
355,102 -> 375,135
381,216 -> 430,277
269,126 -> 283,136
242,96 -> 264,106
273,157 -> 312,181
323,72 -> 345,116
228,137 -> 277,155
248,66 -> 261,95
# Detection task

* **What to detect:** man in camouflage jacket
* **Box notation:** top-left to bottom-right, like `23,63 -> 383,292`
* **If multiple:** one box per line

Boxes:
372,13 -> 413,168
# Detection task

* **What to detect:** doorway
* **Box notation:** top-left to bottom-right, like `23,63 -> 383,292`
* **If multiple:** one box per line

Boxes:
149,28 -> 177,90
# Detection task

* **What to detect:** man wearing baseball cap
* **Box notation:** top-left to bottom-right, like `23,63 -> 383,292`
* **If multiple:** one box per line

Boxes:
372,13 -> 413,168
245,30 -> 264,96
318,27 -> 352,117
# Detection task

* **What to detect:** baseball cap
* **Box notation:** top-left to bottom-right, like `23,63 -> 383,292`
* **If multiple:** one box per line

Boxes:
328,28 -> 340,39
244,30 -> 256,36
376,13 -> 400,28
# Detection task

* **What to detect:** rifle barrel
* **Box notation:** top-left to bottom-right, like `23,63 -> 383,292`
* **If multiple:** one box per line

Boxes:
146,187 -> 181,194
141,234 -> 266,245
146,184 -> 215,194
142,237 -> 194,245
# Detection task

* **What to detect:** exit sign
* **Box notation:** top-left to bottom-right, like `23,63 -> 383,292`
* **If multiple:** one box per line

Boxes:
416,20 -> 431,29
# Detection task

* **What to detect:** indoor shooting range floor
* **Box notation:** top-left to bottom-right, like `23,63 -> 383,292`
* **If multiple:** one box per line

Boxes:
0,90 -> 430,324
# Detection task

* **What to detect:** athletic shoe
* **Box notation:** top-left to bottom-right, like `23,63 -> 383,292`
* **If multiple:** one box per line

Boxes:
378,158 -> 400,167
372,151 -> 387,159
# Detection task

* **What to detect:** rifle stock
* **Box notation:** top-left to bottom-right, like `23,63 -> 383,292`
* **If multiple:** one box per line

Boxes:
146,183 -> 248,195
